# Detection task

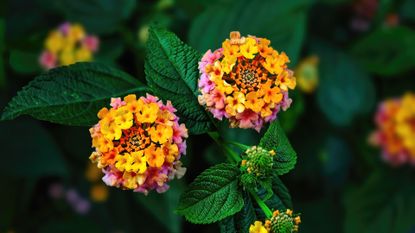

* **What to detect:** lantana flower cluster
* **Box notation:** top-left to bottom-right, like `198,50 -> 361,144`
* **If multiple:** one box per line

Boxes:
89,94 -> 188,194
250,209 -> 301,233
370,93 -> 415,166
198,31 -> 296,131
40,22 -> 99,70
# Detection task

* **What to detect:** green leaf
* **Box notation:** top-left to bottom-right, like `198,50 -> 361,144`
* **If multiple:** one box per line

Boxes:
1,62 -> 145,126
234,191 -> 258,233
177,163 -> 243,224
259,120 -> 297,175
315,42 -> 375,126
278,90 -> 304,133
344,170 -> 415,233
350,26 -> 415,76
188,0 -> 310,64
0,119 -> 67,178
219,217 -> 237,233
271,175 -> 293,209
9,49 -> 41,74
45,0 -> 136,34
145,26 -> 213,134
401,0 -> 415,22
135,180 -> 184,233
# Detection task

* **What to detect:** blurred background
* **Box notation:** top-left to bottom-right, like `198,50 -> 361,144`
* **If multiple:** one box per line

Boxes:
1,0 -> 415,232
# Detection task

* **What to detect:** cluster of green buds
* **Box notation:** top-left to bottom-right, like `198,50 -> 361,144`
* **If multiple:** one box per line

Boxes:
249,209 -> 301,233
240,146 -> 275,189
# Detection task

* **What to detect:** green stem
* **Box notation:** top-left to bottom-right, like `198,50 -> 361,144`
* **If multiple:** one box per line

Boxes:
225,141 -> 251,150
249,188 -> 273,219
208,132 -> 241,163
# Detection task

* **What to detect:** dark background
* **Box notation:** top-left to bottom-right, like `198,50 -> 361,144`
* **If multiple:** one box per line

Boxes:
1,0 -> 415,232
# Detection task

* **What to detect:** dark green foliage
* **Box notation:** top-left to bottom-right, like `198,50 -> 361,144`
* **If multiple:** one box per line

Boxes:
314,43 -> 375,126
145,26 -> 213,134
189,0 -> 310,64
177,163 -> 244,224
260,121 -> 297,175
1,62 -> 144,125
344,170 -> 415,233
351,26 -> 415,76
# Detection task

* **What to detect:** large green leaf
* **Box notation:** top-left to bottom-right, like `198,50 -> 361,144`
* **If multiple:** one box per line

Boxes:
1,62 -> 145,126
145,26 -> 213,134
0,119 -> 67,178
188,0 -> 310,64
315,42 -> 375,126
259,120 -> 297,175
344,170 -> 415,233
350,26 -> 415,76
176,163 -> 243,224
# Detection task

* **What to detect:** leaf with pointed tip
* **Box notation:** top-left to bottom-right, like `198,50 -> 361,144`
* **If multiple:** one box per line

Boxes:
259,120 -> 297,175
177,163 -> 243,224
145,26 -> 214,134
1,62 -> 145,126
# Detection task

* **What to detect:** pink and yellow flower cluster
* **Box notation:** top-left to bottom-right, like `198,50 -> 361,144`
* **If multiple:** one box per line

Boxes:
370,92 -> 415,166
249,209 -> 301,233
89,94 -> 188,194
40,22 -> 99,70
198,32 -> 296,131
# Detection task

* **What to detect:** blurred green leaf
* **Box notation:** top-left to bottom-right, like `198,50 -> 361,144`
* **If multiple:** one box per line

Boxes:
47,0 -> 137,34
0,119 -> 67,178
177,163 -> 243,224
219,216 -> 237,233
259,120 -> 297,175
401,0 -> 415,22
321,137 -> 351,187
9,50 -> 41,74
315,42 -> 375,126
135,181 -> 184,233
145,26 -> 213,134
0,18 -> 5,88
188,0 -> 309,64
1,62 -> 145,126
350,26 -> 415,76
279,90 -> 304,133
344,170 -> 415,233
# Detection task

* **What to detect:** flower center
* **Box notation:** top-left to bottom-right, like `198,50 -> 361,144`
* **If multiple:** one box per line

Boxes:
224,56 -> 273,94
115,124 -> 150,153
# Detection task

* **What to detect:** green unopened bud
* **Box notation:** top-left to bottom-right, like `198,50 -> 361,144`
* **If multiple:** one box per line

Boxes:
243,146 -> 274,178
270,209 -> 300,233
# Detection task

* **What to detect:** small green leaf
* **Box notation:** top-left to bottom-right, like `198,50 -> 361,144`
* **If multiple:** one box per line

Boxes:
145,26 -> 213,134
344,170 -> 415,233
271,175 -> 293,210
219,217 -> 237,233
259,120 -> 297,175
177,163 -> 243,224
234,191 -> 258,233
350,26 -> 415,76
1,62 -> 145,126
